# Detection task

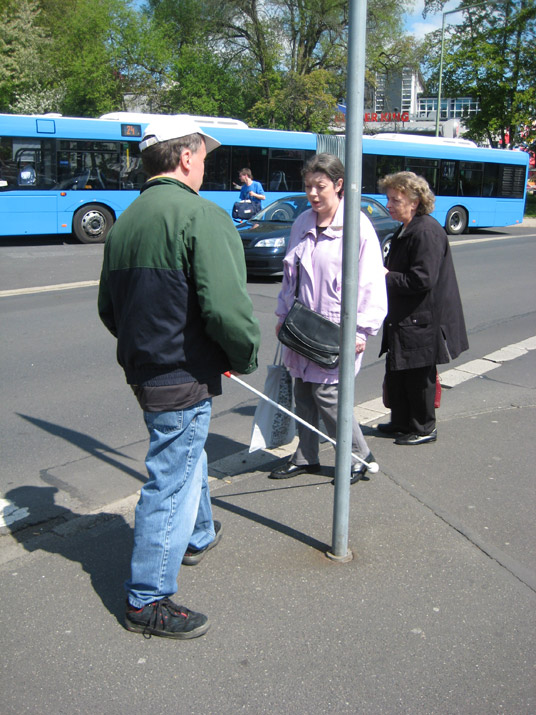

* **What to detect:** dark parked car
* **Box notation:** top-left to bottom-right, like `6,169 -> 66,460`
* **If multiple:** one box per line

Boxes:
237,194 -> 400,275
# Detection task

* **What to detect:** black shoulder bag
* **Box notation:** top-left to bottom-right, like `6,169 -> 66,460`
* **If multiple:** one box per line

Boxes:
277,260 -> 340,369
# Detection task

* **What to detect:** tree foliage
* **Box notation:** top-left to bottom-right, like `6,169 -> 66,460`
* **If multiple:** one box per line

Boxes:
0,0 -> 51,112
422,0 -> 536,147
144,0 -> 417,129
38,0 -> 132,116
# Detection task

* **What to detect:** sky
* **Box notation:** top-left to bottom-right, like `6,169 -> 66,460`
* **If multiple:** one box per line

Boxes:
404,0 -> 465,39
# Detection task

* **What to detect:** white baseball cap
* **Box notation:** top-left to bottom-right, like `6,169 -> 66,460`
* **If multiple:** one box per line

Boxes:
139,115 -> 221,154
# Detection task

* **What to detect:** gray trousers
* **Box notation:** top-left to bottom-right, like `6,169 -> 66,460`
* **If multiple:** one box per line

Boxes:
292,378 -> 369,466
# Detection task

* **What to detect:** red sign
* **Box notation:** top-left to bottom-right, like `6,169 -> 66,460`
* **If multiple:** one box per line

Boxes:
364,112 -> 409,123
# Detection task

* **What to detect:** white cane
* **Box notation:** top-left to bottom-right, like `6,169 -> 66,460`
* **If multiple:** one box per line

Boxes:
224,372 -> 379,473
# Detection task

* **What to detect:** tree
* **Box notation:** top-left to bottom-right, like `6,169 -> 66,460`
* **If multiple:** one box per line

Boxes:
163,46 -> 248,117
37,0 -> 136,116
250,69 -> 339,131
0,0 -> 52,112
145,0 -> 417,130
0,0 -> 421,127
422,0 -> 536,147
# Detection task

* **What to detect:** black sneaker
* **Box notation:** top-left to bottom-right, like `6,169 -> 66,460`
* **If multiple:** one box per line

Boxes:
182,521 -> 223,566
126,597 -> 210,639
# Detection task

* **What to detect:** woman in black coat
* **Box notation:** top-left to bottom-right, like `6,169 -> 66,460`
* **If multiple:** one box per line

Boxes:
378,171 -> 468,445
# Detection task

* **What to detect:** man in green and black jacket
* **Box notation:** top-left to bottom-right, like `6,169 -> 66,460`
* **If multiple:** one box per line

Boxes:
98,116 -> 260,640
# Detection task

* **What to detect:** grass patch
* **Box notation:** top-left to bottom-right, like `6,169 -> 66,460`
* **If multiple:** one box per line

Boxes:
525,192 -> 536,218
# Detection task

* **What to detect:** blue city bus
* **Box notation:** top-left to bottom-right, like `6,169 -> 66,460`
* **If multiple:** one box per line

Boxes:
0,112 -> 529,242
358,133 -> 529,234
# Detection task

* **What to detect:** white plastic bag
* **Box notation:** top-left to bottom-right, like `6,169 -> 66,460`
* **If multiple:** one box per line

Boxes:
249,346 -> 295,452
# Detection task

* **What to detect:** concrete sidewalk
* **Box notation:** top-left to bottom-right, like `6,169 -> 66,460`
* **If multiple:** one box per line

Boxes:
0,348 -> 535,714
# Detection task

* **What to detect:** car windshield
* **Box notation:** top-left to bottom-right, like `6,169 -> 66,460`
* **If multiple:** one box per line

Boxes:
255,196 -> 311,222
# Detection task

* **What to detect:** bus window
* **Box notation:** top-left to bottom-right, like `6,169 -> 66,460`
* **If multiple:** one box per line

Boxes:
231,146 -> 269,189
439,160 -> 458,196
482,163 -> 499,197
376,155 -> 404,183
459,161 -> 483,197
498,164 -> 526,198
57,140 -> 122,190
269,149 -> 314,192
362,153 -> 377,193
0,137 -> 57,189
404,158 -> 439,192
202,145 -> 314,193
203,145 -> 231,190
119,142 -> 146,190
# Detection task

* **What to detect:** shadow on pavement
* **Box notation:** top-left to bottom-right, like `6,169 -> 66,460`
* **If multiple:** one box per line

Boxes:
4,485 -> 131,625
212,480 -> 331,554
17,413 -> 146,484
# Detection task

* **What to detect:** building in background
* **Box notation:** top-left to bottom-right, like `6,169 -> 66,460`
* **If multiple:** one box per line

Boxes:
335,69 -> 479,139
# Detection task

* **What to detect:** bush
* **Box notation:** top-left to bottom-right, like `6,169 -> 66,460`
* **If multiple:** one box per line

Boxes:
525,192 -> 536,218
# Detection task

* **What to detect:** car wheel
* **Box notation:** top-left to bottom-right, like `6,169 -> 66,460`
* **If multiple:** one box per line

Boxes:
268,207 -> 293,221
73,204 -> 114,243
445,206 -> 468,235
380,235 -> 392,264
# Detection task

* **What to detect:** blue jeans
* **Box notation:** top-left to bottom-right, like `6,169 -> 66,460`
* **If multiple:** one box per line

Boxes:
126,398 -> 215,608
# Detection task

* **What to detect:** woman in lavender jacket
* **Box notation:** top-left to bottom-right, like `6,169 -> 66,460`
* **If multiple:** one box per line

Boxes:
269,153 -> 387,484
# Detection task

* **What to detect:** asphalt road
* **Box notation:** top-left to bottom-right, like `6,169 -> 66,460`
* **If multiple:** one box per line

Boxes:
1,223 -> 535,529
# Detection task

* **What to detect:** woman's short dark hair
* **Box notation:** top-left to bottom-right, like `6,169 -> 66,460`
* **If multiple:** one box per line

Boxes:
302,153 -> 345,196
378,171 -> 436,215
141,133 -> 204,176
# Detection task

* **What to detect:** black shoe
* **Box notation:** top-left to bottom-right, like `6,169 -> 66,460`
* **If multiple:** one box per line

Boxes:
126,597 -> 210,639
182,521 -> 223,565
269,461 -> 321,479
376,422 -> 407,435
331,452 -> 375,485
395,429 -> 437,446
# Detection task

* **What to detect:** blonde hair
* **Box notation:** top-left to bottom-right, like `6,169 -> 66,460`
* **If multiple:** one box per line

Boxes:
378,171 -> 435,215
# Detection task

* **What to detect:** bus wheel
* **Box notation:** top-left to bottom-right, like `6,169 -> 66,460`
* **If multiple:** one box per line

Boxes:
445,206 -> 468,235
73,204 -> 114,244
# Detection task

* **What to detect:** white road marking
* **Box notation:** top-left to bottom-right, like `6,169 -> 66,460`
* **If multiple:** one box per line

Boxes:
0,498 -> 30,528
1,231 -> 534,298
0,280 -> 99,298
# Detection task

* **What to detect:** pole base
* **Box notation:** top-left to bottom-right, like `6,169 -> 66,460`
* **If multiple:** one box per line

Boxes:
325,549 -> 354,563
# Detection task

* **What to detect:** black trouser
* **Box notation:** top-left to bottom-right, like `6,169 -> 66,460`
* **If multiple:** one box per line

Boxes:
385,362 -> 436,435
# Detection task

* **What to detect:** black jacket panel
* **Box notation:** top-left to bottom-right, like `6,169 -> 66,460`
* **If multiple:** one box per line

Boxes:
380,214 -> 468,370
